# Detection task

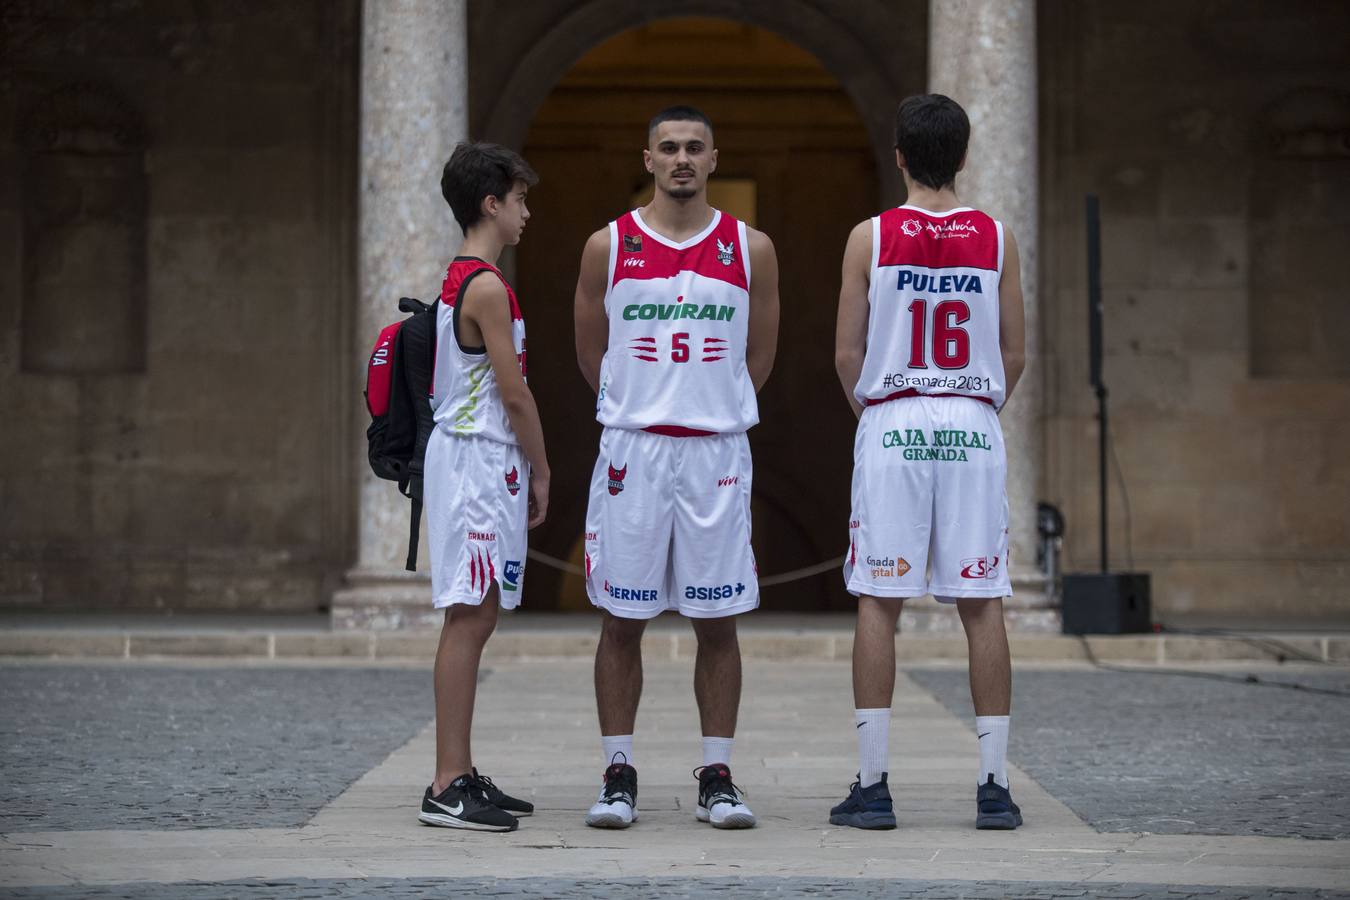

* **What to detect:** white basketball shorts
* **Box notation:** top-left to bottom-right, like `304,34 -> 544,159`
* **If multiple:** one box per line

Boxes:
844,395 -> 1011,600
424,429 -> 529,610
584,427 -> 759,619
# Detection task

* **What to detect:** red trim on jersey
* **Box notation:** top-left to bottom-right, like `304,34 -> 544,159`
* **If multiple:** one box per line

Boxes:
611,211 -> 748,290
439,256 -> 527,378
642,424 -> 717,437
864,389 -> 995,408
877,208 -> 998,271
442,257 -> 522,318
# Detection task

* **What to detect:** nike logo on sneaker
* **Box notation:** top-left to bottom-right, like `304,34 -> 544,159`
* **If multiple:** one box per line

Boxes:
429,798 -> 464,816
977,732 -> 990,739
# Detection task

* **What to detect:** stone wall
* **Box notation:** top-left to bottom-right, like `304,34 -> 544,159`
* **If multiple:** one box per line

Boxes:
0,1 -> 359,611
1041,1 -> 1350,621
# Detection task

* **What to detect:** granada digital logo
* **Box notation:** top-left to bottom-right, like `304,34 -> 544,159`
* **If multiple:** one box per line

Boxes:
504,466 -> 520,496
607,462 -> 627,496
866,555 -> 911,579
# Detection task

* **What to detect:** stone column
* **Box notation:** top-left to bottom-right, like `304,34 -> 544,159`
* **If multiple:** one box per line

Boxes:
333,0 -> 467,629
929,0 -> 1049,623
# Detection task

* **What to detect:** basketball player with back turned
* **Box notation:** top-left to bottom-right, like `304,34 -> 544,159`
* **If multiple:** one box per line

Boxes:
831,94 -> 1027,830
574,106 -> 780,829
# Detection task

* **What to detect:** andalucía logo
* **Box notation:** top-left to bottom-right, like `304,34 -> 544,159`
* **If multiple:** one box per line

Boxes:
504,466 -> 520,496
901,219 -> 923,237
607,462 -> 627,496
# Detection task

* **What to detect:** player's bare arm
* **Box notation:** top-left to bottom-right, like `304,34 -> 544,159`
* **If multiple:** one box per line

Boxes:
834,219 -> 872,419
745,227 -> 779,392
998,227 -> 1026,407
574,227 -> 611,394
461,275 -> 550,527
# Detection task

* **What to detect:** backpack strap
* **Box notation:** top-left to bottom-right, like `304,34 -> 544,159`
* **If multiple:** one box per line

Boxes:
405,477 -> 423,573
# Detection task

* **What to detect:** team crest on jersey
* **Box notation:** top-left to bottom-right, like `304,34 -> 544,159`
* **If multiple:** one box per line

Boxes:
901,219 -> 923,237
504,466 -> 520,496
607,462 -> 627,496
623,234 -> 643,253
716,238 -> 735,266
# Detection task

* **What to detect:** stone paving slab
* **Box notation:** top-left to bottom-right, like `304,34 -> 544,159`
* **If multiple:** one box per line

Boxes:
2,628 -> 1346,663
4,661 -> 1349,895
909,667 -> 1350,839
2,876 -> 1347,899
0,665 -> 432,831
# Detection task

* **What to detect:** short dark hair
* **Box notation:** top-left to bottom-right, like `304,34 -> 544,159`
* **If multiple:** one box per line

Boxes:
440,141 -> 538,235
893,94 -> 970,190
647,105 -> 714,140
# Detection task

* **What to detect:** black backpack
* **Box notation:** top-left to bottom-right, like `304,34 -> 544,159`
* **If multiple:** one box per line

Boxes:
364,297 -> 437,571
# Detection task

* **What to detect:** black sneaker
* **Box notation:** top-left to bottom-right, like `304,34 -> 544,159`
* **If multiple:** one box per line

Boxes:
694,763 -> 756,829
585,756 -> 638,828
975,774 -> 1023,830
418,775 -> 517,832
829,773 -> 897,829
471,768 -> 533,817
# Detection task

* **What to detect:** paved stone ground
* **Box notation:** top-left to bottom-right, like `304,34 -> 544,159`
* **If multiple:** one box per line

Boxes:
907,667 -> 1350,840
0,665 -> 434,831
1,876 -> 1347,899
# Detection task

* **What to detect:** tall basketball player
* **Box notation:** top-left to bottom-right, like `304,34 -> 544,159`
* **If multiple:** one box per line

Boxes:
830,95 -> 1027,830
573,106 -> 780,829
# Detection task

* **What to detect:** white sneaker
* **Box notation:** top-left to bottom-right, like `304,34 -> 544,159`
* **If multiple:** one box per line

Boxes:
585,759 -> 638,828
695,764 -> 756,829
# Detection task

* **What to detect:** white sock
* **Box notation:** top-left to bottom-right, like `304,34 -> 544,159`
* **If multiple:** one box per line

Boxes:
602,734 -> 634,769
702,736 -> 734,767
976,715 -> 1009,788
855,708 -> 890,787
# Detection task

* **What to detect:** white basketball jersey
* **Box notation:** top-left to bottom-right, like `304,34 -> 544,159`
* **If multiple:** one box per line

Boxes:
855,206 -> 1006,409
431,257 -> 526,444
596,209 -> 758,434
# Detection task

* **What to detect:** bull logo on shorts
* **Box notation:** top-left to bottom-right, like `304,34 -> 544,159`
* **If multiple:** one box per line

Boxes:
504,466 -> 520,496
607,462 -> 627,496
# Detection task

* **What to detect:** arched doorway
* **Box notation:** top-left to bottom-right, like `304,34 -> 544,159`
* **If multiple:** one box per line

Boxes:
508,17 -> 880,612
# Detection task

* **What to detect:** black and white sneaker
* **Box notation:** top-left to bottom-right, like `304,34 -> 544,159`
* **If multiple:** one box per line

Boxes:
472,768 -> 533,817
585,756 -> 638,828
695,763 -> 756,829
418,775 -> 517,832
975,774 -> 1023,830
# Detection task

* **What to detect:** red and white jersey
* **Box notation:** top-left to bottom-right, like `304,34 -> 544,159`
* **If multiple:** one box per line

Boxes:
855,205 -> 1006,409
596,208 -> 758,434
431,257 -> 526,444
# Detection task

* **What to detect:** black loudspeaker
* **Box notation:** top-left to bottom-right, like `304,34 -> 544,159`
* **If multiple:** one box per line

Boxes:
1061,573 -> 1152,634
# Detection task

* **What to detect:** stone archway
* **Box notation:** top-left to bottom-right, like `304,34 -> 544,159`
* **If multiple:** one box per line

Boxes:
476,0 -> 916,206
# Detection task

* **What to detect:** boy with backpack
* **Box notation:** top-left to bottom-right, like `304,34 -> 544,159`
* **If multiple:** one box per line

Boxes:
417,141 -> 549,832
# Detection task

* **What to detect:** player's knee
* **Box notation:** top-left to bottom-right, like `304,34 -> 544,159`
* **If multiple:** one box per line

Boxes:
952,596 -> 1004,625
859,595 -> 903,622
444,598 -> 498,643
690,615 -> 738,650
600,612 -> 646,646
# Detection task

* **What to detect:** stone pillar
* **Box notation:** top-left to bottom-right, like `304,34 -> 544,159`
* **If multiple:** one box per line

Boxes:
333,0 -> 466,629
929,0 -> 1049,623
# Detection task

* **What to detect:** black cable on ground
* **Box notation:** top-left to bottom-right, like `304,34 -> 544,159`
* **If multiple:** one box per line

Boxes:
1075,634 -> 1350,699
